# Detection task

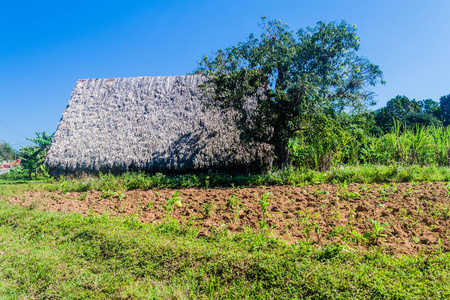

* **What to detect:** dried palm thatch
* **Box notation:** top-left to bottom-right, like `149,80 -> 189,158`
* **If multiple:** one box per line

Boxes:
46,75 -> 273,175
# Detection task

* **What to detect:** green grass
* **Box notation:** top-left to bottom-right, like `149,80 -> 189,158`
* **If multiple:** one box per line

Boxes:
3,164 -> 450,194
0,199 -> 449,299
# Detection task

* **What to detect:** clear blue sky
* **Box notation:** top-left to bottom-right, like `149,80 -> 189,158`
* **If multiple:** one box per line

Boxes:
1,0 -> 449,149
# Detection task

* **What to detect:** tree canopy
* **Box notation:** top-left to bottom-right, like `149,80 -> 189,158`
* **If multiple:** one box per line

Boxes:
18,132 -> 54,179
440,94 -> 450,126
0,142 -> 16,161
374,95 -> 442,133
196,17 -> 384,167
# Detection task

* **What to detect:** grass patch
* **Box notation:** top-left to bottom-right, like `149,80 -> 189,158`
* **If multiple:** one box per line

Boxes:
3,165 -> 450,194
0,199 -> 449,299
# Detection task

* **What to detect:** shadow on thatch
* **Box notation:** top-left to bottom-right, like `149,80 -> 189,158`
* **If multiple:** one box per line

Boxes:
149,129 -> 212,172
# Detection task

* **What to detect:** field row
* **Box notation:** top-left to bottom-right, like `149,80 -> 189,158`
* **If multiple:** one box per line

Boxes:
7,181 -> 450,255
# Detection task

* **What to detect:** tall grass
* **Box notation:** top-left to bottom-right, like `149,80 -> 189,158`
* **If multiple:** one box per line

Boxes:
290,122 -> 450,170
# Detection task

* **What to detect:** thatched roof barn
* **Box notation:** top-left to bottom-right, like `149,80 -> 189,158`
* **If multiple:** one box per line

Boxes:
46,75 -> 273,175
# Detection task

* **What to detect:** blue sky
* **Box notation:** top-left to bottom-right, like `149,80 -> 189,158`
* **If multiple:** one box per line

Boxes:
1,0 -> 449,149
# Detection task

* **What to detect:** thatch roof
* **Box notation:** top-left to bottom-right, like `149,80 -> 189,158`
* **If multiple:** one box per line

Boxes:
46,75 -> 273,175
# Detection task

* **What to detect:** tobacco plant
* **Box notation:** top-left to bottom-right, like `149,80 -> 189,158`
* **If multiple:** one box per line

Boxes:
101,189 -> 114,199
363,219 -> 388,245
227,193 -> 242,220
166,191 -> 181,214
258,192 -> 272,229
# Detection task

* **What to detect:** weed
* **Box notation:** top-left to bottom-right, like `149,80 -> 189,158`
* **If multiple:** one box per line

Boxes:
348,208 -> 356,221
302,223 -> 314,242
208,225 -> 229,241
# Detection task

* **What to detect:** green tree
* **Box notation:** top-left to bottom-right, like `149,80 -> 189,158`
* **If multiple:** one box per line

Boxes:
0,142 -> 16,161
440,94 -> 450,126
375,96 -> 442,132
18,132 -> 54,179
374,95 -> 420,133
419,99 -> 440,115
403,112 -> 442,128
196,17 -> 384,168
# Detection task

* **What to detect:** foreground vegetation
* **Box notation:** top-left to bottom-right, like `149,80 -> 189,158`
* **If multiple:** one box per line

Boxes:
2,164 -> 450,298
0,199 -> 449,299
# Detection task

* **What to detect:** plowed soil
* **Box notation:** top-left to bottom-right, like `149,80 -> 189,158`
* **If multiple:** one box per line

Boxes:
7,182 -> 450,255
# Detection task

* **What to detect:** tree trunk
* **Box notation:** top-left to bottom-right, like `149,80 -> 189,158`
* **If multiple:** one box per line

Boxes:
274,140 -> 290,169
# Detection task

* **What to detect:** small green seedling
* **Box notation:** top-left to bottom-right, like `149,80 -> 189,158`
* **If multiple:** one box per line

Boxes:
359,184 -> 368,193
313,188 -> 329,195
166,191 -> 181,213
363,219 -> 388,245
442,207 -> 450,220
101,189 -> 114,199
258,192 -> 272,229
227,193 -> 241,220
227,193 -> 241,209
78,192 -> 87,201
205,176 -> 210,189
200,202 -> 214,218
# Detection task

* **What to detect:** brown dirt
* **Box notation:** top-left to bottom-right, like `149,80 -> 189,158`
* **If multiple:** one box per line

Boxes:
6,182 -> 450,255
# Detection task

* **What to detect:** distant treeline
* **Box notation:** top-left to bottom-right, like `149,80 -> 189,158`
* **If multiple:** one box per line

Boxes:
370,94 -> 450,134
